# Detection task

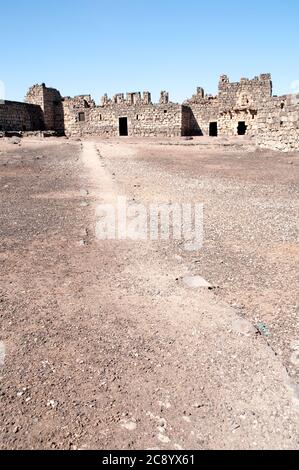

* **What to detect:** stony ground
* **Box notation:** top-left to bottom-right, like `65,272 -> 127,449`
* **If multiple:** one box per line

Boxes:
0,136 -> 298,450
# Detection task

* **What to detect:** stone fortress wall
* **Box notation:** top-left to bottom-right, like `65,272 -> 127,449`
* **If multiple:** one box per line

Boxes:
62,91 -> 183,138
0,74 -> 298,151
25,84 -> 64,134
0,100 -> 44,132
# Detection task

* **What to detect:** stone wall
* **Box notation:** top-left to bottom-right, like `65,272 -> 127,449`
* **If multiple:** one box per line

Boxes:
257,94 -> 299,151
25,84 -> 64,133
1,76 -> 298,151
218,73 -> 272,112
184,74 -> 273,138
63,92 -> 183,137
184,91 -> 219,136
0,100 -> 44,132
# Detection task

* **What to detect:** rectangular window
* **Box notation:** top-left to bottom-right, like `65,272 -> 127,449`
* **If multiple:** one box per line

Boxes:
78,112 -> 85,122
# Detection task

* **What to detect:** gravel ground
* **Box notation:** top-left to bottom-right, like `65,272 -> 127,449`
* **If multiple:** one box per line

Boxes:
97,137 -> 299,383
0,136 -> 298,450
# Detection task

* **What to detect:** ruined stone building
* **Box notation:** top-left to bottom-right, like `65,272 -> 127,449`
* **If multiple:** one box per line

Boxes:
0,74 -> 298,151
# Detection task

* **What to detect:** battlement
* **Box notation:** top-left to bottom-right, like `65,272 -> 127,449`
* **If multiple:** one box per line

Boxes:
100,90 -> 173,107
219,73 -> 272,88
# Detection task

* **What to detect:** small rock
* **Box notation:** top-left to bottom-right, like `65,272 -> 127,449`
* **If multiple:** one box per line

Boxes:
182,416 -> 192,423
157,433 -> 171,444
290,351 -> 299,366
120,419 -> 137,431
183,275 -> 212,289
174,444 -> 184,450
232,318 -> 258,337
0,341 -> 5,366
290,339 -> 299,351
10,137 -> 21,145
47,399 -> 59,409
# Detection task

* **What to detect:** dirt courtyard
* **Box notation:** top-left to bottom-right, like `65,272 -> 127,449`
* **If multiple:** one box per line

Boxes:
0,136 -> 298,450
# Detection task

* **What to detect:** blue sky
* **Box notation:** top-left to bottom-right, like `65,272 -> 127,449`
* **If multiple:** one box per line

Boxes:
1,0 -> 299,103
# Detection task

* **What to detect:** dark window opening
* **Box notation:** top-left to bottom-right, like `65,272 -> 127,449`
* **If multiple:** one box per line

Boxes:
0,125 -> 3,131
209,122 -> 218,137
22,125 -> 27,131
281,102 -> 285,109
99,114 -> 102,121
119,117 -> 128,136
237,121 -> 247,135
164,110 -> 167,114
280,121 -> 284,126
78,112 -> 85,122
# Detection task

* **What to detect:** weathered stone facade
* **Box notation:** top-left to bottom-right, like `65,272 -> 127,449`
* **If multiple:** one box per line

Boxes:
0,74 -> 298,151
256,94 -> 299,151
62,91 -> 183,138
25,84 -> 64,133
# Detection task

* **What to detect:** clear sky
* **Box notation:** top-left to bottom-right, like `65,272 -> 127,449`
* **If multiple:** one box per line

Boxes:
1,0 -> 299,104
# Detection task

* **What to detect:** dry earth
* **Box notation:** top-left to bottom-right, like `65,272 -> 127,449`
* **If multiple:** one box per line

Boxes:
0,135 -> 298,450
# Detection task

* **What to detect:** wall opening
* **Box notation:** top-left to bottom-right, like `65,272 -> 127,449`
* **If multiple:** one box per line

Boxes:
209,122 -> 218,137
78,112 -> 85,122
119,117 -> 128,136
237,121 -> 247,135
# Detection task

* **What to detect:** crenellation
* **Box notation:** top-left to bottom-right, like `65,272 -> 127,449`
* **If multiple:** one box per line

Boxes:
159,91 -> 169,105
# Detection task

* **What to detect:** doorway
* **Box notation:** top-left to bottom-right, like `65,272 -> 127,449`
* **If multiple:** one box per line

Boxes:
119,117 -> 128,136
237,121 -> 247,135
209,122 -> 218,137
